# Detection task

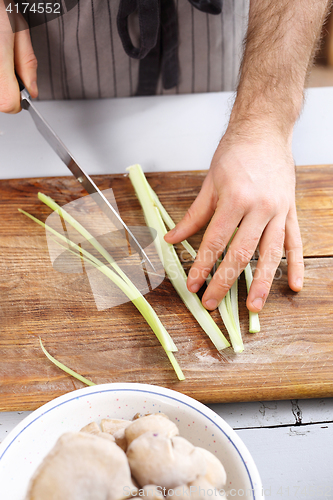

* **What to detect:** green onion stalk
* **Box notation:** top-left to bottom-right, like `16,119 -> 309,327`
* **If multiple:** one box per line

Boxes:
128,164 -> 230,352
19,203 -> 184,380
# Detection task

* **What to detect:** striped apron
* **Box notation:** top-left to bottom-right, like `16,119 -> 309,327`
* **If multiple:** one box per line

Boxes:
30,0 -> 249,100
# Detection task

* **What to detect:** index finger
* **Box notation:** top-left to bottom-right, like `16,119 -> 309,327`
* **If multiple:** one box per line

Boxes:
201,212 -> 265,309
187,199 -> 244,294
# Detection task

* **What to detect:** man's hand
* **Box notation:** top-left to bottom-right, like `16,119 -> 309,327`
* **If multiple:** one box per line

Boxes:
165,126 -> 303,312
0,0 -> 38,113
165,0 -> 331,312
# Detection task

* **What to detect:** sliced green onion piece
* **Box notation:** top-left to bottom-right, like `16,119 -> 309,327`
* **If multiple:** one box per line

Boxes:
37,193 -> 136,292
204,271 -> 242,352
223,232 -> 241,337
39,337 -> 95,386
147,184 -> 244,353
51,237 -> 185,380
20,209 -> 184,380
19,208 -> 176,353
224,287 -> 244,353
165,351 -> 185,381
148,178 -> 244,352
244,263 -> 261,333
224,228 -> 260,334
217,297 -> 243,353
128,164 -> 230,352
148,184 -> 197,260
51,235 -> 178,354
230,278 -> 241,335
224,229 -> 242,340
206,231 -> 244,352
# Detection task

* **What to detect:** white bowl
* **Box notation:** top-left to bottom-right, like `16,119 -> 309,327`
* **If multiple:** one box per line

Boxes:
0,383 -> 264,499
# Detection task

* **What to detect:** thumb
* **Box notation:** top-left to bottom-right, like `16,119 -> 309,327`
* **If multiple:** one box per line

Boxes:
0,29 -> 21,113
164,175 -> 216,244
14,29 -> 38,98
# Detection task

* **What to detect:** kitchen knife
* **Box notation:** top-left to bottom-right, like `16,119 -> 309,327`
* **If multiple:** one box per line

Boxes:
17,76 -> 155,271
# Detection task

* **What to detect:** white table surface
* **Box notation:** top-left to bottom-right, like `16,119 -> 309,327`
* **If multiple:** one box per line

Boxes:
0,87 -> 333,499
0,87 -> 333,179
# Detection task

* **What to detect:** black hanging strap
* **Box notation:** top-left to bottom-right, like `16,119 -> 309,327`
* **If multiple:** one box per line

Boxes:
116,0 -> 221,95
136,30 -> 162,95
117,0 -> 160,59
187,0 -> 222,15
160,0 -> 178,90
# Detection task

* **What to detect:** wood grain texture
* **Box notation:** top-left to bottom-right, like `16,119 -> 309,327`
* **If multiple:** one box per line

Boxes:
0,166 -> 333,411
296,164 -> 333,257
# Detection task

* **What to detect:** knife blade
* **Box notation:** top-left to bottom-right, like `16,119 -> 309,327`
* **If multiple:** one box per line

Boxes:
17,77 -> 155,271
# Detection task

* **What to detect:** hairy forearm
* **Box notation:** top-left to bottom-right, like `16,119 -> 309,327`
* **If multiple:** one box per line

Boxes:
230,0 -> 331,137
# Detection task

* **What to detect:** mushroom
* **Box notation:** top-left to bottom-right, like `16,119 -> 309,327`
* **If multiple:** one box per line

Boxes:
127,433 -> 206,490
125,413 -> 179,447
80,421 -> 115,443
95,432 -> 116,443
143,484 -> 164,499
196,447 -> 227,489
101,418 -> 132,435
166,477 -> 223,500
25,432 -> 137,500
132,485 -> 164,499
113,427 -> 128,451
80,421 -> 101,435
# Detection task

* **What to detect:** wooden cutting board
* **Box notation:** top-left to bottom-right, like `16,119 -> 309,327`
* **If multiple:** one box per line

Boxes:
1,166 -> 333,411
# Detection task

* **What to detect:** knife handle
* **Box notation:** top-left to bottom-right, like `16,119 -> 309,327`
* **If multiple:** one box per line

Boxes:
15,73 -> 31,109
16,73 -> 26,92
